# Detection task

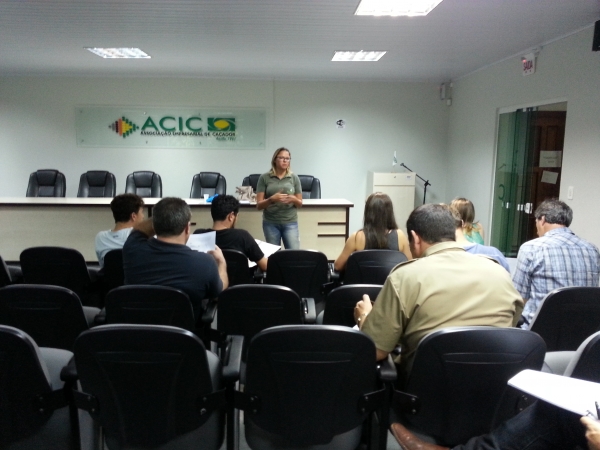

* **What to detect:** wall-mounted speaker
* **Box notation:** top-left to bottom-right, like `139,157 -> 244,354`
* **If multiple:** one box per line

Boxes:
593,20 -> 600,52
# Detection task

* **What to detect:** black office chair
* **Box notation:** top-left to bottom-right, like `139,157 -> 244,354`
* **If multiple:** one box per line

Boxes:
564,330 -> 600,382
242,174 -> 261,193
529,286 -> 600,351
190,171 -> 227,198
222,249 -> 256,286
101,249 -> 124,293
0,284 -> 97,351
321,284 -> 383,327
0,325 -> 76,449
236,325 -> 389,449
20,246 -> 101,308
77,170 -> 116,197
217,284 -> 316,360
297,174 -> 321,199
26,169 -> 66,197
73,324 -> 234,450
393,326 -> 546,447
265,249 -> 330,312
344,249 -> 408,285
125,171 -> 162,197
0,254 -> 13,288
103,285 -> 196,332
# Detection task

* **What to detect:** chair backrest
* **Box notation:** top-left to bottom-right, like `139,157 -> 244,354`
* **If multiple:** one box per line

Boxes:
77,170 -> 116,197
125,171 -> 162,197
104,285 -> 196,331
344,249 -> 408,285
243,325 -> 377,448
297,174 -> 321,199
26,169 -> 66,197
0,325 -> 58,445
222,249 -> 254,286
0,284 -> 89,351
564,330 -> 600,382
401,326 -> 546,447
265,249 -> 329,303
242,174 -> 261,193
529,286 -> 600,351
74,324 -> 222,448
322,284 -> 383,327
190,172 -> 227,198
20,246 -> 91,301
0,255 -> 12,288
102,249 -> 124,292
217,285 -> 305,354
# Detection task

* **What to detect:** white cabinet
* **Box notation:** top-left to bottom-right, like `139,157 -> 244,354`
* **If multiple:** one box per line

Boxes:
367,172 -> 416,232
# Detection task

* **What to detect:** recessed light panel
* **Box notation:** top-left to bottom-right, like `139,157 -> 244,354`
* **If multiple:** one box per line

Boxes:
355,0 -> 443,16
332,51 -> 386,62
85,48 -> 151,59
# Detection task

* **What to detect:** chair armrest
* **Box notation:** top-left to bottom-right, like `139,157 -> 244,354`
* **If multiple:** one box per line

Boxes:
378,354 -> 398,383
93,308 -> 107,325
303,298 -> 317,324
60,356 -> 78,383
253,267 -> 265,283
201,299 -> 218,324
222,335 -> 244,383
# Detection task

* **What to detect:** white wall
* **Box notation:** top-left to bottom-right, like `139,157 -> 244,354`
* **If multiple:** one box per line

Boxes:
446,26 -> 600,246
0,77 -> 448,234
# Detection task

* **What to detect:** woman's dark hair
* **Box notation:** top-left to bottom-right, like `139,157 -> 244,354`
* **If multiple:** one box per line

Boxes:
362,192 -> 398,249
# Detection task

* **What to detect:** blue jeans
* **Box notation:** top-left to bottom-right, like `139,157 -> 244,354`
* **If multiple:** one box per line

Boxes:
262,221 -> 300,249
453,401 -> 586,450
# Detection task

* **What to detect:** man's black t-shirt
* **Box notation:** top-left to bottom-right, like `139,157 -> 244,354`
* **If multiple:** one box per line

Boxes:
194,228 -> 264,262
123,230 -> 222,319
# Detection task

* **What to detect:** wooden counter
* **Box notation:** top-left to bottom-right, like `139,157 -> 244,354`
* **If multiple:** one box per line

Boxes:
0,197 -> 353,261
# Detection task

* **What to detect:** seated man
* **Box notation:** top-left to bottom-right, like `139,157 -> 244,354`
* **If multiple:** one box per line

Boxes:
194,194 -> 268,271
513,198 -> 600,328
391,400 -> 598,450
95,193 -> 145,267
123,197 -> 228,320
354,204 -> 523,376
449,205 -> 510,272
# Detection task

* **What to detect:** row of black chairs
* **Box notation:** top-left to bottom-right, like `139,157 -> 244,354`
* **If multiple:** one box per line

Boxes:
1,246 -> 408,310
0,282 -> 381,351
26,169 -> 322,199
6,319 -> 600,449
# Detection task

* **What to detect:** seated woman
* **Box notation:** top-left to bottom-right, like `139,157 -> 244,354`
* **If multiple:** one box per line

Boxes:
334,192 -> 411,272
450,197 -> 485,244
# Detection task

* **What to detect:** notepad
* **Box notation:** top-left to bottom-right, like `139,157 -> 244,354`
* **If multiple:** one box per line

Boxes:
508,369 -> 600,419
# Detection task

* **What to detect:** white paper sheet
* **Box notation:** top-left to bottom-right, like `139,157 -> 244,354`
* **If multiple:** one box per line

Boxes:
186,231 -> 216,253
508,369 -> 600,419
541,170 -> 559,184
248,239 -> 281,267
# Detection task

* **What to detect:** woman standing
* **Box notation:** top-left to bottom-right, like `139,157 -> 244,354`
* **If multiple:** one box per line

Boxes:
256,147 -> 303,249
334,192 -> 412,271
450,197 -> 485,244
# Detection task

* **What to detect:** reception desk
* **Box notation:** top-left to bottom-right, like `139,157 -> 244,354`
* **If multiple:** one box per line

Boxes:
0,198 -> 353,262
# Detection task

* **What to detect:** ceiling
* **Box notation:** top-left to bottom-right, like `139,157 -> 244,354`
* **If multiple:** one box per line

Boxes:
1,0 -> 598,83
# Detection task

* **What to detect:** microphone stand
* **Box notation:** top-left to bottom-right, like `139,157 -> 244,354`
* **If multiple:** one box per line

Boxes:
400,163 -> 431,205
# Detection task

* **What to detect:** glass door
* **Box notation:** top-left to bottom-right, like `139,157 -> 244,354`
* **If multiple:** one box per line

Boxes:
490,109 -> 536,256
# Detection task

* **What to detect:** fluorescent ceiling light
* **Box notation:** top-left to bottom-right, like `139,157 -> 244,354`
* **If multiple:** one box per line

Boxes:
332,51 -> 386,62
85,48 -> 151,59
355,0 -> 444,16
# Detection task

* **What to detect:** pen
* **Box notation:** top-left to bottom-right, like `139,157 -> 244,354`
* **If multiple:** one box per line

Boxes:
595,401 -> 600,419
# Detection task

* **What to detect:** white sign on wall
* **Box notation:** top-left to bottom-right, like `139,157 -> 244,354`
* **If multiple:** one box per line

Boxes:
76,106 -> 266,149
522,53 -> 536,76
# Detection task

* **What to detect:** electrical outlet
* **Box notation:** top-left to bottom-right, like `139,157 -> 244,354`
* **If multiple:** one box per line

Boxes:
567,186 -> 574,200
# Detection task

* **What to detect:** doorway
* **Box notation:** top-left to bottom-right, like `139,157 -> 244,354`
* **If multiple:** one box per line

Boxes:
490,102 -> 567,256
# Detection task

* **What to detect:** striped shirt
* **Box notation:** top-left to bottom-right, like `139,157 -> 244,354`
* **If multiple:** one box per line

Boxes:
513,227 -> 600,327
